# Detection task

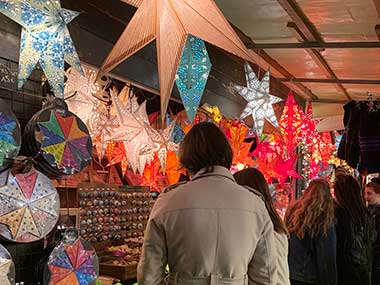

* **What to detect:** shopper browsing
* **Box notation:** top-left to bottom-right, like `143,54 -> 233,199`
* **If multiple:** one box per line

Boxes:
137,122 -> 277,285
234,168 -> 290,285
285,179 -> 337,285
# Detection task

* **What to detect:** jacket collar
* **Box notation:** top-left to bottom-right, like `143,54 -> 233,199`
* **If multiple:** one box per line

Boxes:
191,166 -> 235,182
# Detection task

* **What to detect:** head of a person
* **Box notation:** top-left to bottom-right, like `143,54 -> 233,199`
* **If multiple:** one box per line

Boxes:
334,174 -> 365,209
234,168 -> 288,236
285,179 -> 334,239
179,122 -> 233,175
365,181 -> 380,206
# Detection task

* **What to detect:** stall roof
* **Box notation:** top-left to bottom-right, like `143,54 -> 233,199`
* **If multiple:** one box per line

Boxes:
215,0 -> 380,109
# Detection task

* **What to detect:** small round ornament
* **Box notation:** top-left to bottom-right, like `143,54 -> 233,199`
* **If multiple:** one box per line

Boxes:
0,168 -> 60,242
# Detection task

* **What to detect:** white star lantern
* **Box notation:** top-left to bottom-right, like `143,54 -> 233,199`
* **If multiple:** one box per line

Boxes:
234,62 -> 282,136
142,120 -> 179,173
109,88 -> 154,174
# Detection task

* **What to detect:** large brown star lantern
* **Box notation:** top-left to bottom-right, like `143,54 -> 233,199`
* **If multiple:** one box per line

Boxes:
101,0 -> 256,119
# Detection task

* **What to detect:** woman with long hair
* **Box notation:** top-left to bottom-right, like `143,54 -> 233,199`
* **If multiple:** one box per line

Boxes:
234,168 -> 290,285
334,175 -> 372,285
285,179 -> 337,285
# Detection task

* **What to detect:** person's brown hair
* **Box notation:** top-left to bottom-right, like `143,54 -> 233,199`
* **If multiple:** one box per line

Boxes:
285,179 -> 335,239
234,168 -> 288,236
366,181 -> 380,194
179,122 -> 233,174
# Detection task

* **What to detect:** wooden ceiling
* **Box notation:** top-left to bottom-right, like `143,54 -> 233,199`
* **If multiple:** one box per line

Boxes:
216,0 -> 380,104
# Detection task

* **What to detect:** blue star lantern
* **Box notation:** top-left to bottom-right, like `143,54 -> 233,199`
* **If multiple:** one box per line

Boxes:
176,35 -> 211,124
0,0 -> 83,97
166,114 -> 185,145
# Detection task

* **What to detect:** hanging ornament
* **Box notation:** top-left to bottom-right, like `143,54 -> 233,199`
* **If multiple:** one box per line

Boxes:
0,99 -> 21,169
165,151 -> 184,185
0,244 -> 15,285
64,64 -> 111,136
320,132 -> 334,168
0,168 -> 60,242
142,120 -> 179,173
202,104 -> 223,123
274,154 -> 301,185
166,114 -> 185,144
234,62 -> 282,136
99,0 -> 255,118
45,229 -> 99,285
279,91 -> 304,155
109,88 -> 154,174
106,142 -> 129,176
0,0 -> 83,97
228,124 -> 253,167
175,35 -> 211,123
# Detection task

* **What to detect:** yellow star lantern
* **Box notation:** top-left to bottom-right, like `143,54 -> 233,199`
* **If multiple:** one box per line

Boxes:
100,0 -> 256,119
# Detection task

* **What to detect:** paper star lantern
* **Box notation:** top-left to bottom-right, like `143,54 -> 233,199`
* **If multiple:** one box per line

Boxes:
0,100 -> 21,168
228,124 -> 253,167
320,132 -> 334,168
47,237 -> 99,285
274,154 -> 301,185
279,91 -> 304,155
166,114 -> 185,144
165,150 -> 184,185
0,0 -> 83,97
0,244 -> 15,285
64,64 -> 110,134
100,0 -> 255,118
0,168 -> 60,242
234,62 -> 282,136
176,35 -> 211,123
142,120 -> 179,173
106,141 -> 129,176
110,88 -> 153,173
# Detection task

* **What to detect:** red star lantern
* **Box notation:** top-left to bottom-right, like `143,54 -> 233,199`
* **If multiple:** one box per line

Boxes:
274,154 -> 301,185
279,91 -> 304,155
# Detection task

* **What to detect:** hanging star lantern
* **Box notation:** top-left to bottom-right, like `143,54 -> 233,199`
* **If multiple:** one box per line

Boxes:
0,257 -> 12,285
110,88 -> 154,174
100,0 -> 256,118
0,0 -> 83,97
142,120 -> 179,173
234,62 -> 282,136
274,154 -> 301,185
279,91 -> 304,155
166,114 -> 185,144
64,65 -> 110,132
176,35 -> 211,123
106,141 -> 129,176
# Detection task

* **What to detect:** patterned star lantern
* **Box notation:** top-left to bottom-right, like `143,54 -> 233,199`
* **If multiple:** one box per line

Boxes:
175,35 -> 211,123
165,150 -> 184,185
320,132 -> 334,168
234,62 -> 282,137
0,0 -> 83,97
110,88 -> 154,174
279,91 -> 304,155
46,235 -> 99,285
166,114 -> 185,144
228,124 -> 253,167
274,154 -> 301,185
301,102 -> 317,151
0,168 -> 60,242
0,244 -> 15,285
0,99 -> 21,169
64,64 -> 111,137
106,141 -> 129,176
100,0 -> 256,119
142,120 -> 179,173
36,109 -> 93,175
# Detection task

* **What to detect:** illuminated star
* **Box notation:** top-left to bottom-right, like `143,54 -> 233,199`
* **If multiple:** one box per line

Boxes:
142,120 -> 179,173
234,62 -> 282,136
100,0 -> 255,118
274,154 -> 301,185
0,0 -> 83,97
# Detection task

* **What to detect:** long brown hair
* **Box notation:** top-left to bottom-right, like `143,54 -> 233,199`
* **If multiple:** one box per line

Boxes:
233,168 -> 288,236
179,122 -> 233,174
285,179 -> 335,239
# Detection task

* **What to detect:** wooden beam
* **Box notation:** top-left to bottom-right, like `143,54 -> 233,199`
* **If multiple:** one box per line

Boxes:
246,41 -> 380,49
375,24 -> 380,42
279,78 -> 380,84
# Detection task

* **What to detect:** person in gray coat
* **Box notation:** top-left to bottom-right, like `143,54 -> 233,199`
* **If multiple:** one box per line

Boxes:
137,122 -> 277,285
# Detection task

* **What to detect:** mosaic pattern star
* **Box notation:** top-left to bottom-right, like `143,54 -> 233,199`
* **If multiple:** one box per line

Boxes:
234,62 -> 282,136
0,0 -> 83,97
